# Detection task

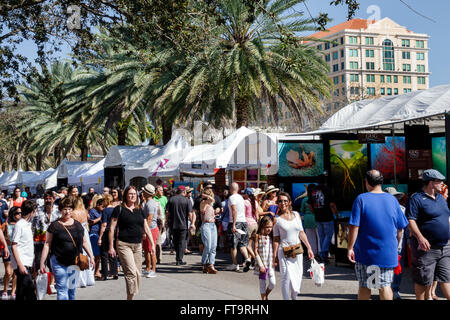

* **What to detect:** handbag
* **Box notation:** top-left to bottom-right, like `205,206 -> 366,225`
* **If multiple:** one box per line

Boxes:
283,243 -> 304,258
59,222 -> 90,271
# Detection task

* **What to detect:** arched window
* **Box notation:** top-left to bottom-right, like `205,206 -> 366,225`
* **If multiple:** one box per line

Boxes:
382,39 -> 395,71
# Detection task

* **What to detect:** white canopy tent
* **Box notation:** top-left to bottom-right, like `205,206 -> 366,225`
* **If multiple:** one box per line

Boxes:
17,168 -> 56,194
57,159 -> 99,187
0,170 -> 20,193
299,84 -> 450,135
124,132 -> 191,185
104,145 -> 161,169
179,126 -> 279,176
79,158 -> 105,193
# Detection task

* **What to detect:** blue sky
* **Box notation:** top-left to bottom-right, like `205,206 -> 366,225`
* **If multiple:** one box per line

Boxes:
18,0 -> 449,87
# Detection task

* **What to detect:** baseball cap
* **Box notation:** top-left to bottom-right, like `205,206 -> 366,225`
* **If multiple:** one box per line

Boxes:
244,187 -> 254,195
178,185 -> 186,191
422,169 -> 446,182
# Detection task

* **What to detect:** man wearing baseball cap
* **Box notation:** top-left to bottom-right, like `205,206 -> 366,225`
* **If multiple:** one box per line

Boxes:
406,169 -> 450,300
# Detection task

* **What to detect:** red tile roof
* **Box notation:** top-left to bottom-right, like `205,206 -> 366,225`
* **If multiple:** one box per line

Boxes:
308,18 -> 376,40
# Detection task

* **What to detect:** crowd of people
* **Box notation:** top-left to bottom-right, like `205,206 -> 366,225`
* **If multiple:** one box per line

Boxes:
0,167 -> 449,300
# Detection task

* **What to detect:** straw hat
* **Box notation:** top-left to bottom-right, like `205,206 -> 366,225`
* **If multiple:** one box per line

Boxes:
142,184 -> 156,195
253,188 -> 265,197
383,187 -> 404,198
185,186 -> 194,193
265,185 -> 279,195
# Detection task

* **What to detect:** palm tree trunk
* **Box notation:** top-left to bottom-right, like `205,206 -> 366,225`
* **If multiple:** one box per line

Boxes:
161,115 -> 172,144
235,95 -> 249,128
117,115 -> 132,146
36,152 -> 42,171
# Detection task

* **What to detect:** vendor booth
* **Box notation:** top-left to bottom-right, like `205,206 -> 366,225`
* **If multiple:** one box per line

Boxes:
17,168 -> 56,195
103,145 -> 161,188
57,159 -> 98,189
124,132 -> 191,188
79,159 -> 105,193
0,170 -> 19,194
283,85 -> 450,265
179,127 -> 280,195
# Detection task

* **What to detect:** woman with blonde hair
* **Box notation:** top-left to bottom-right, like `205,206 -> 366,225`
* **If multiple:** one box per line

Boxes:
70,196 -> 93,287
200,188 -> 219,274
98,194 -> 118,280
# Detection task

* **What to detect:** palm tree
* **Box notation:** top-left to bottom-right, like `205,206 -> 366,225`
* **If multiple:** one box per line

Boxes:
156,0 -> 332,129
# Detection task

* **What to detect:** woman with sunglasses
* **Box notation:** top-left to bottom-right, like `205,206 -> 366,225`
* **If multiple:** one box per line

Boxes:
273,192 -> 314,300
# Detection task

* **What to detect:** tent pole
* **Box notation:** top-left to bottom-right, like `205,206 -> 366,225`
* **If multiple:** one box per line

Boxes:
392,124 -> 397,188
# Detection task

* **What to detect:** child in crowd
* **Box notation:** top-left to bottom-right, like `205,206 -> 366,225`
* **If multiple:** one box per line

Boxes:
254,215 -> 275,300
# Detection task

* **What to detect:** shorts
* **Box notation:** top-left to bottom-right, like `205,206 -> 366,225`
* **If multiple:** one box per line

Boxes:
410,239 -> 450,286
226,222 -> 249,249
248,223 -> 258,240
355,262 -> 394,289
143,227 -> 160,252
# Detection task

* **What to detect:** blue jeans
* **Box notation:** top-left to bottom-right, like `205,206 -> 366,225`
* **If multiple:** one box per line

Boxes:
50,255 -> 78,300
201,222 -> 217,265
317,221 -> 334,258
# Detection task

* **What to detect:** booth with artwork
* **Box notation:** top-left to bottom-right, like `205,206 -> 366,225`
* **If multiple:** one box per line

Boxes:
294,84 -> 450,265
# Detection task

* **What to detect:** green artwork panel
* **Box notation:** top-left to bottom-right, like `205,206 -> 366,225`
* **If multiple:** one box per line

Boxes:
330,140 -> 368,210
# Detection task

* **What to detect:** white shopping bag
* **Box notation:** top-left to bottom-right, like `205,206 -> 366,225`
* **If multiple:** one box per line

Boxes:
35,272 -> 48,300
307,258 -> 325,287
86,266 -> 96,286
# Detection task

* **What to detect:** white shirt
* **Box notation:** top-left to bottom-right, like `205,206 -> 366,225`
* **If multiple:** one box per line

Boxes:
273,211 -> 304,248
228,193 -> 246,223
11,218 -> 35,269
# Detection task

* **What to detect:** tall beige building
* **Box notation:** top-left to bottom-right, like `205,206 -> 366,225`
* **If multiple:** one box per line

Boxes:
308,17 -> 430,124
249,17 -> 430,132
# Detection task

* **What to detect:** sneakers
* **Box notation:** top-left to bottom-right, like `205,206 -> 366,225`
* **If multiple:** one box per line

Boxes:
146,271 -> 157,278
243,259 -> 252,272
226,264 -> 240,272
1,292 -> 8,300
393,292 -> 402,300
49,284 -> 57,294
10,294 -> 15,300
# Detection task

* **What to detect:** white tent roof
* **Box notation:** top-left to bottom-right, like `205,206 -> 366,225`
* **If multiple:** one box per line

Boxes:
80,158 -> 105,185
44,167 -> 58,190
17,168 -> 55,193
0,170 -> 20,192
57,159 -> 98,181
104,145 -> 161,169
179,127 -> 278,175
300,84 -> 450,135
124,132 -> 191,184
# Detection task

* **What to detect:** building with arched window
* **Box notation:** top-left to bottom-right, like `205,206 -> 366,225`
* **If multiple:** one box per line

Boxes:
382,39 -> 395,71
304,17 -> 429,128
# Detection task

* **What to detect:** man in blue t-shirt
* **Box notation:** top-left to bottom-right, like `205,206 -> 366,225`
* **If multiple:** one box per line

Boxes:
347,170 -> 409,300
406,169 -> 450,300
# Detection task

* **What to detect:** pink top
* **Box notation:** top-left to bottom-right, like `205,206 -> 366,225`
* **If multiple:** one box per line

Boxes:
244,199 -> 257,226
201,203 -> 216,223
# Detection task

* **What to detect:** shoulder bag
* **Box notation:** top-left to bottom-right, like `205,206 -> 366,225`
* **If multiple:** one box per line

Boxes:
282,212 -> 304,258
59,222 -> 89,270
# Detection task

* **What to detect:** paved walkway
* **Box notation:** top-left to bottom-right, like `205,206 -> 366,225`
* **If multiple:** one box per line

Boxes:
1,248 -> 431,300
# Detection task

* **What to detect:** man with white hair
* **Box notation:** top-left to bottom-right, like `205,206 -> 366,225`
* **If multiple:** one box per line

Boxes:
226,183 -> 252,272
